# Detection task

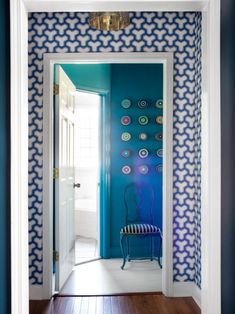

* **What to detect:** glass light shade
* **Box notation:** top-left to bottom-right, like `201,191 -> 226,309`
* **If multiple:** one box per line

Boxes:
89,12 -> 130,31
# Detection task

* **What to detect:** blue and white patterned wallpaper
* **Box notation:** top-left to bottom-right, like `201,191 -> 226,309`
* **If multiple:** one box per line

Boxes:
28,12 -> 202,286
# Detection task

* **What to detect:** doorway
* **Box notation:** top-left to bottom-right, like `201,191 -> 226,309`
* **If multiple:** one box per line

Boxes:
53,66 -> 103,291
74,91 -> 101,265
43,53 -> 173,298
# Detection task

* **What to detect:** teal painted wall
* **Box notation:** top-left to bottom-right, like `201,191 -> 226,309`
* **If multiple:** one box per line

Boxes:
0,0 -> 11,313
110,64 -> 163,257
62,63 -> 163,259
61,64 -> 110,92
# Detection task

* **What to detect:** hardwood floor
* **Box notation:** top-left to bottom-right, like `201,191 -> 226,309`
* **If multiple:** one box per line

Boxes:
29,294 -> 201,314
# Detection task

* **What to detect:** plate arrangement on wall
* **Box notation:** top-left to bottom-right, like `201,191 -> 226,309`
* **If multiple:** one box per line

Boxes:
119,98 -> 163,175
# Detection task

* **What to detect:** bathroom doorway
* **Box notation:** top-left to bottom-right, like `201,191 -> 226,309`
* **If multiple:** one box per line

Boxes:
74,91 -> 101,265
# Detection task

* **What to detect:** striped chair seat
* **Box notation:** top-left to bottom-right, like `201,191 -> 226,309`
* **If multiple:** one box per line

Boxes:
120,224 -> 161,235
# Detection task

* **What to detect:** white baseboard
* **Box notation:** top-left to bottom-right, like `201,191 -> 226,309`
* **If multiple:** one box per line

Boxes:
173,282 -> 201,308
192,284 -> 201,308
29,285 -> 43,300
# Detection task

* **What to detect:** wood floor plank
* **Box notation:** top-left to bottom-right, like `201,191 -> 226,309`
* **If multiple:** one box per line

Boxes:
131,295 -> 153,314
29,294 -> 201,314
111,296 -> 121,314
116,296 -> 132,314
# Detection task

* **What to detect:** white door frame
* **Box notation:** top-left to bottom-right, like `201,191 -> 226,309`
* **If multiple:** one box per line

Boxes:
10,1 -> 220,314
43,52 -> 174,298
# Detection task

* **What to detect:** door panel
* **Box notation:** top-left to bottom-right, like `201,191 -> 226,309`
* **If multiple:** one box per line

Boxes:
55,65 -> 76,290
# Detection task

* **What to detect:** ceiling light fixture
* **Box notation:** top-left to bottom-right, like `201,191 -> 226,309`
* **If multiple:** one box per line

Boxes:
89,12 -> 130,31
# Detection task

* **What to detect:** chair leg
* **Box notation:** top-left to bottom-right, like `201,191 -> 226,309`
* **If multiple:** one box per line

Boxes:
150,236 -> 154,261
127,237 -> 131,261
120,234 -> 127,270
158,234 -> 162,269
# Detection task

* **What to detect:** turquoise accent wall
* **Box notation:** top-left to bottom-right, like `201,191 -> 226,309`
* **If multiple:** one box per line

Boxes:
0,0 -> 10,312
61,64 -> 110,93
62,63 -> 163,259
110,64 -> 163,257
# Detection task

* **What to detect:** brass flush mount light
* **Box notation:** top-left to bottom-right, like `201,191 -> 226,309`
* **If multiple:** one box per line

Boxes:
89,12 -> 130,31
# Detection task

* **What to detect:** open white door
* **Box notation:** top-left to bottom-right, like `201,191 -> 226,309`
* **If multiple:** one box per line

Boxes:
54,65 -> 76,290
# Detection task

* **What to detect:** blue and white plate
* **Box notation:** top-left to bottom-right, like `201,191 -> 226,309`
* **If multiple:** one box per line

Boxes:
138,148 -> 149,159
156,164 -> 163,173
156,149 -> 163,158
138,165 -> 149,175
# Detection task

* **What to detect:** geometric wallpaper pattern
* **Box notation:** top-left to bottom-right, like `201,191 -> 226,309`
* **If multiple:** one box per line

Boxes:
28,12 -> 202,286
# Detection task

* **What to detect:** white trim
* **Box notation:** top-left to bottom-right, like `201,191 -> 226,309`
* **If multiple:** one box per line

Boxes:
201,1 -> 221,314
10,0 -> 29,314
42,56 -> 54,299
29,286 -> 43,301
173,282 -> 201,308
43,52 -> 174,298
10,1 -> 221,313
193,284 -> 202,308
24,0 -> 208,12
173,282 -> 195,297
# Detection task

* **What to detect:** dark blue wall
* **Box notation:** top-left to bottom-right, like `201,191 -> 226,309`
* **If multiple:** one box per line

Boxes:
221,0 -> 235,312
0,0 -> 10,313
110,63 -> 163,257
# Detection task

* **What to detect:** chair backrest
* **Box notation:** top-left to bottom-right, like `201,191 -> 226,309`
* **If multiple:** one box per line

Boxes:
124,182 -> 154,225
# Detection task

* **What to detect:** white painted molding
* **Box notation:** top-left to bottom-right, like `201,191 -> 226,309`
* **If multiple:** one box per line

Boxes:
173,282 -> 201,308
10,0 -> 29,314
29,286 -> 43,301
201,1 -> 221,314
43,52 -> 174,298
24,0 -> 209,12
193,284 -> 202,308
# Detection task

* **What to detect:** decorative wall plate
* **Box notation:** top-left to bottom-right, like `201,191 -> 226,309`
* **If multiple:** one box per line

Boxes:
121,115 -> 131,125
138,115 -> 149,125
121,149 -> 131,158
121,132 -> 131,141
122,165 -> 131,174
155,99 -> 163,109
139,133 -> 148,141
155,133 -> 163,141
156,116 -> 163,124
138,148 -> 149,158
156,148 -> 163,157
138,99 -> 148,109
156,164 -> 163,173
138,165 -> 149,175
121,99 -> 131,109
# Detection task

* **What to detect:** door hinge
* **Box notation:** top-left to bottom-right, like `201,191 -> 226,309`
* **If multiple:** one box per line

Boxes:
53,250 -> 59,262
53,83 -> 59,95
53,168 -> 59,179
